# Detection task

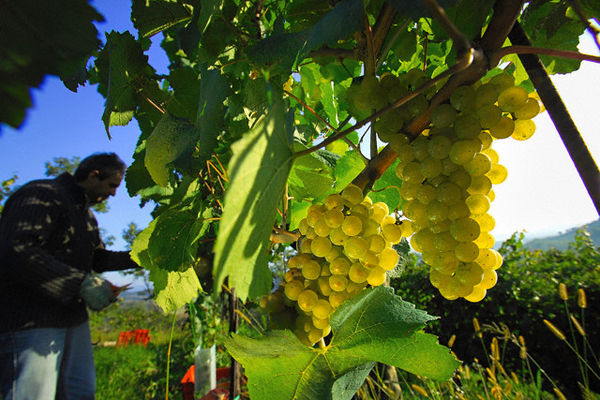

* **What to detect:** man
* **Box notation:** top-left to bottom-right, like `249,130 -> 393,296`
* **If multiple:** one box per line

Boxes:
0,152 -> 140,400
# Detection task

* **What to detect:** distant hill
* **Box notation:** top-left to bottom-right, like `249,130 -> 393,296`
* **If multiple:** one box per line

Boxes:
524,219 -> 600,250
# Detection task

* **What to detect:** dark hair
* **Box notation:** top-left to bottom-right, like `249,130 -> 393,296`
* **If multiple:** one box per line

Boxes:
74,153 -> 127,181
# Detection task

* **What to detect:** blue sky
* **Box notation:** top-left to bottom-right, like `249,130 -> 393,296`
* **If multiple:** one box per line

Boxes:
1,1 -> 599,258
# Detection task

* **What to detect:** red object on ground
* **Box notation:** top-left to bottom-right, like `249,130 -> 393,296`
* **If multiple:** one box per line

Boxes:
116,329 -> 150,347
181,365 -> 231,400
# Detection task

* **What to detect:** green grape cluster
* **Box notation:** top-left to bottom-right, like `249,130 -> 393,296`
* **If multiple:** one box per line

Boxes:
259,184 -> 405,346
392,71 -> 542,302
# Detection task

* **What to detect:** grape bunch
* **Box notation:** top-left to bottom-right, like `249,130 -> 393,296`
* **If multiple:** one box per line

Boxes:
389,71 -> 542,302
259,184 -> 406,346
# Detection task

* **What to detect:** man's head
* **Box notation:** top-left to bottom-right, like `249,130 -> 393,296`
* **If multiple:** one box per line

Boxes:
74,153 -> 127,204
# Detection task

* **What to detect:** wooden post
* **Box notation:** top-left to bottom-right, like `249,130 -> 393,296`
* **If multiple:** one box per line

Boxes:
229,287 -> 240,397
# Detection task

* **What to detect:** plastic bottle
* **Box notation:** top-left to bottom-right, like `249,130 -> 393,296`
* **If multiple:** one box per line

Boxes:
194,344 -> 216,396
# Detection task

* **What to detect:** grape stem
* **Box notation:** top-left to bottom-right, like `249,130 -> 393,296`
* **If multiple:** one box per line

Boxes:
489,46 -> 600,68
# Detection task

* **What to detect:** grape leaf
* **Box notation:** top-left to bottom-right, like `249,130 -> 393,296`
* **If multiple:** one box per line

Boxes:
334,151 -> 367,191
384,0 -> 461,19
213,89 -> 294,301
370,158 -> 402,211
131,0 -> 193,38
288,152 -> 335,200
225,286 -> 460,400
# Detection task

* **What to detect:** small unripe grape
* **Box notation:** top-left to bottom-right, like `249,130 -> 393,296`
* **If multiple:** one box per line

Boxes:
434,231 -> 458,252
284,280 -> 305,301
511,119 -> 536,141
428,135 -> 453,160
476,104 -> 502,129
311,236 -> 333,258
325,193 -> 344,210
329,275 -> 349,292
450,218 -> 481,242
450,85 -> 476,113
498,86 -> 528,112
431,103 -> 458,127
489,116 -> 515,139
379,247 -> 399,270
417,184 -> 437,205
420,156 -> 443,179
435,182 -> 462,206
426,200 -> 449,222
312,299 -> 333,320
302,259 -> 322,280
341,215 -> 363,236
313,218 -> 333,237
454,115 -> 481,140
317,276 -> 333,296
382,223 -> 402,244
486,164 -> 508,185
513,97 -> 541,119
447,201 -> 471,221
349,262 -> 370,283
329,227 -> 349,246
367,266 -> 387,286
475,83 -> 499,107
329,257 -> 351,275
449,140 -> 480,165
455,241 -> 480,262
412,136 -> 431,161
341,184 -> 364,206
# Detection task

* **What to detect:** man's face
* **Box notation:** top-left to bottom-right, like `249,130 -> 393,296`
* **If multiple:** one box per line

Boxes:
84,171 -> 123,204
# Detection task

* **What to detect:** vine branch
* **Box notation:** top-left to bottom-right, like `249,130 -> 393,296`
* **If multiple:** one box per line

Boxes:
490,45 -> 600,67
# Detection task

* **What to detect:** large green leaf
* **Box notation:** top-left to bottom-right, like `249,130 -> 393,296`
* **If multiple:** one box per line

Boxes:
130,219 -> 202,312
131,0 -> 193,38
213,89 -> 294,301
0,0 -> 102,127
225,286 -> 460,400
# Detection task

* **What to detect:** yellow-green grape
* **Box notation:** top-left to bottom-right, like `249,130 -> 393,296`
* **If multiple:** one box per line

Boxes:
498,86 -> 529,112
312,299 -> 333,320
474,231 -> 496,249
454,115 -> 482,140
298,218 -> 310,236
468,175 -> 492,195
317,275 -> 333,296
429,268 -> 452,289
344,236 -> 369,260
329,291 -> 349,309
284,280 -> 305,301
284,268 -> 299,283
325,193 -> 344,210
301,259 -> 322,280
449,140 -> 480,165
299,238 -> 313,254
367,266 -> 387,286
360,250 -> 379,269
429,218 -> 451,234
420,156 -> 443,179
428,135 -> 453,160
306,208 -> 324,228
399,182 -> 420,201
329,275 -> 349,292
304,227 -> 317,240
320,260 -> 333,276
351,203 -> 370,219
361,196 -> 373,207
486,164 -> 508,185
431,103 -> 458,127
379,247 -> 399,271
349,262 -> 370,283
324,209 -> 345,228
411,228 -> 436,253
478,130 -> 494,150
454,241 -> 480,262
367,233 -> 387,253
464,285 -> 487,302
431,251 -> 460,275
454,262 -> 484,286
448,169 -> 472,190
475,82 -> 499,107
489,116 -> 515,139
399,220 -> 414,237
307,327 -> 325,344
450,217 -> 481,242
341,184 -> 364,206
434,231 -> 459,252
311,236 -> 333,258
405,94 -> 429,118
341,215 -> 363,236
329,227 -> 349,246
447,201 -> 471,221
361,218 -> 380,237
382,223 -> 402,244
417,184 -> 437,205
465,194 -> 491,215
511,119 -> 536,141
297,289 -> 319,312
476,104 -> 502,129
442,159 -> 461,179
479,269 -> 498,289
450,85 -> 476,113
370,202 -> 389,224
388,133 -> 411,154
329,257 -> 351,275
426,200 -> 450,222
400,162 -> 425,184
481,148 -> 499,164
489,71 -> 515,92
312,314 -> 330,330
313,218 -> 333,237
404,201 -> 428,223
435,182 -> 462,206
513,97 -> 541,119
473,213 -> 495,232
412,136 -> 431,161
464,153 -> 492,176
346,280 -> 367,296
486,189 -> 496,202
395,143 -> 415,164
474,248 -> 497,268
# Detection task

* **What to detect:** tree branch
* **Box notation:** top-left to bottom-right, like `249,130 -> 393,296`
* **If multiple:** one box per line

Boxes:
490,45 -> 600,67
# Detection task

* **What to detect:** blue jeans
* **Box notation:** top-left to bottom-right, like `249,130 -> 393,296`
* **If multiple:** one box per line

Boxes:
0,321 -> 95,400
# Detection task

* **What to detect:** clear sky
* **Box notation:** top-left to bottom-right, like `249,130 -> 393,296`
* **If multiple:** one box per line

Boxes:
1,0 -> 599,257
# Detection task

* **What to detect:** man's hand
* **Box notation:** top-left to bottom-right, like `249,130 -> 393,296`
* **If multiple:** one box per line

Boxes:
79,275 -> 117,311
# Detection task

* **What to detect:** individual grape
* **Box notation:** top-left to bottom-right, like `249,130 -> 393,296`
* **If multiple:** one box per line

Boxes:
447,201 -> 471,221
298,218 -> 310,236
411,228 -> 436,253
379,247 -> 400,270
395,143 -> 415,164
450,217 -> 481,242
486,164 -> 508,185
329,257 -> 351,275
513,97 -> 541,119
498,86 -> 529,112
329,275 -> 349,292
489,72 -> 515,92
476,104 -> 502,129
431,103 -> 458,127
479,269 -> 498,289
367,233 -> 387,253
478,130 -> 494,149
370,202 -> 389,224
367,266 -> 387,286
341,215 -> 363,236
307,326 -> 325,344
399,161 -> 425,183
465,153 -> 493,176
301,259 -> 322,280
350,203 -> 370,218
474,231 -> 496,249
432,251 -> 460,275
475,83 -> 499,107
464,285 -> 487,302
486,189 -> 496,202
454,115 -> 482,140
412,136 -> 431,161
299,238 -> 313,254
473,213 -> 496,232
325,193 -> 344,210
312,299 -> 333,320
361,218 -> 380,237
313,218 -> 333,237
406,94 -> 429,117
429,218 -> 451,234
481,148 -> 499,164
448,169 -> 472,190
450,85 -> 476,113
344,236 -> 368,260
311,236 -> 333,258
284,280 -> 305,301
449,140 -> 480,165
404,201 -> 428,222
360,250 -> 379,269
380,72 -> 401,92
438,277 -> 473,300
382,223 -> 403,244
454,262 -> 484,286
467,175 -> 492,195
428,135 -> 453,160
465,194 -> 491,215
324,209 -> 345,228
434,231 -> 458,252
454,241 -> 480,262
329,227 -> 349,246
346,280 -> 367,296
399,182 -> 420,201
349,262 -> 370,283
417,184 -> 437,204
426,200 -> 450,222
328,291 -> 349,309
306,208 -> 324,227
435,182 -> 462,206
420,156 -> 443,179
511,119 -> 536,141
388,133 -> 411,153
429,268 -> 452,289
489,115 -> 515,139
312,315 -> 330,330
341,184 -> 364,206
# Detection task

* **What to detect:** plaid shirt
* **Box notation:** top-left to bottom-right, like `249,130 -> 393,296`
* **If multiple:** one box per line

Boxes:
0,173 -> 138,332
